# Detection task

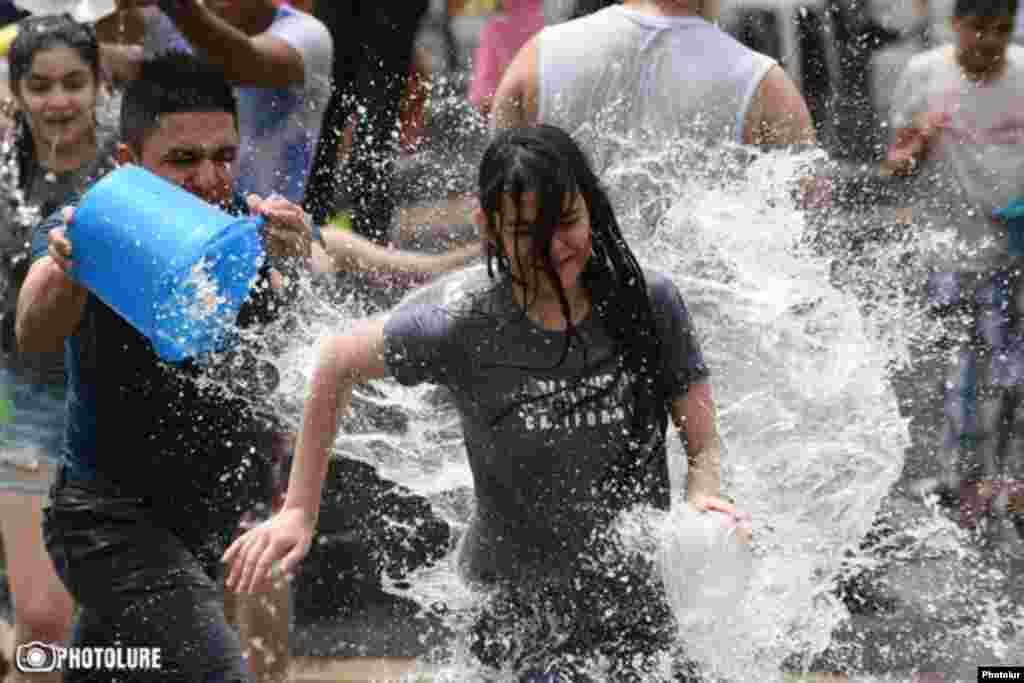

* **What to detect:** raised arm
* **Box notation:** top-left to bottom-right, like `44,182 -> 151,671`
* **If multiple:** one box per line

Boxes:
96,7 -> 147,83
742,65 -> 817,147
491,33 -> 540,130
113,0 -> 310,88
99,43 -> 145,84
321,228 -> 481,278
223,317 -> 390,593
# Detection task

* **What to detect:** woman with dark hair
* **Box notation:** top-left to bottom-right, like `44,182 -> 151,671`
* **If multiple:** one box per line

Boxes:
225,124 -> 745,679
0,13 -> 113,682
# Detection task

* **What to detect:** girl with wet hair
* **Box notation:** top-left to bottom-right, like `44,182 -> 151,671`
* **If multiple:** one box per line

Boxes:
225,124 -> 744,679
0,14 -> 114,681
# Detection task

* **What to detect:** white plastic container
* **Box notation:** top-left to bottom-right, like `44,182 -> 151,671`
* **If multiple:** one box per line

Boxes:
657,505 -> 754,626
13,0 -> 117,23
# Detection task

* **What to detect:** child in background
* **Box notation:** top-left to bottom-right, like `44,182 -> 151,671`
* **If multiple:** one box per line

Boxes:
885,0 -> 1024,540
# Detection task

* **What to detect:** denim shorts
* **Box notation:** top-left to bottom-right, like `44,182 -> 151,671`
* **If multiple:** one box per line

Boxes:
0,367 -> 66,496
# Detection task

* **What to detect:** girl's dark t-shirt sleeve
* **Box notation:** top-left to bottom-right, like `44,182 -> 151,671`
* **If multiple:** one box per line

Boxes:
648,271 -> 710,399
383,303 -> 461,388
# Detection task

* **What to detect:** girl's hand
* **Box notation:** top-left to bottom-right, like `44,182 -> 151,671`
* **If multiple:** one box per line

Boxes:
687,493 -> 753,545
221,507 -> 315,594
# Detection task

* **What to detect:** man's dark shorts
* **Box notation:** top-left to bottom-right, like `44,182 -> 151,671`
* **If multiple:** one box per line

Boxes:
44,466 -> 251,683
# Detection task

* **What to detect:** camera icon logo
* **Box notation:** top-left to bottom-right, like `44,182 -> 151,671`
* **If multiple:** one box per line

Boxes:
16,642 -> 59,673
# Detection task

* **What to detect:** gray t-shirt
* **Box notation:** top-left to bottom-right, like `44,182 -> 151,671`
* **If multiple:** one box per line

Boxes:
890,45 -> 1024,272
383,266 -> 709,584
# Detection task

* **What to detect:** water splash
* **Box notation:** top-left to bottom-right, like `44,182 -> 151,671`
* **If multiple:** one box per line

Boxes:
181,122 -> 1024,677
611,141 -> 907,679
215,136 -> 904,679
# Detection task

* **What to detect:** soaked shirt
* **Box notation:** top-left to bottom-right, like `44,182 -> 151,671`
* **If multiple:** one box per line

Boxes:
891,45 -> 1024,271
144,4 -> 333,202
383,266 -> 709,584
537,7 -> 776,147
30,195 -> 285,536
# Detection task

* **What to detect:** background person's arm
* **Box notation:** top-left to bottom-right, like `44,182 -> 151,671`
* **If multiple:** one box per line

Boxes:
880,110 -> 948,178
742,65 -> 817,147
96,8 -> 147,83
322,229 -> 481,277
115,0 -> 307,88
490,34 -> 540,130
878,55 -> 939,178
170,1 -> 305,87
99,43 -> 144,84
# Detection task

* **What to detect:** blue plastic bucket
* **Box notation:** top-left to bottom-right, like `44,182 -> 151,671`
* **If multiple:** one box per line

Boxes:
996,198 -> 1024,258
69,165 -> 266,362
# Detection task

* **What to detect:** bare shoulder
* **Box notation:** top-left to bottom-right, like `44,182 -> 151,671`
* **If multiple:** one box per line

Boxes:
744,65 -> 816,146
491,32 -> 541,129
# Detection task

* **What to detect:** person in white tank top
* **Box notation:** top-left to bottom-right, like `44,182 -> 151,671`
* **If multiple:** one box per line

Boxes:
492,0 -> 814,148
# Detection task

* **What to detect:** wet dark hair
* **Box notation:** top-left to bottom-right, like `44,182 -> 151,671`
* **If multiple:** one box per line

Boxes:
121,50 -> 238,154
6,14 -> 101,193
954,0 -> 1018,18
8,14 -> 100,94
479,125 -> 669,459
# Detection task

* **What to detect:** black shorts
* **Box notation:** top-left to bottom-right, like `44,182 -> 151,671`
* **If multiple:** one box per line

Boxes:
44,467 -> 251,683
469,556 -> 699,682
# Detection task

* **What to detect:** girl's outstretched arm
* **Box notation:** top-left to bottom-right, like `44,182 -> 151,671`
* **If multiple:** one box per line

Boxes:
222,317 -> 390,593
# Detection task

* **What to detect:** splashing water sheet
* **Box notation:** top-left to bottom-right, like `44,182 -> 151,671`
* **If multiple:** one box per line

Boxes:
175,124 -> 1024,680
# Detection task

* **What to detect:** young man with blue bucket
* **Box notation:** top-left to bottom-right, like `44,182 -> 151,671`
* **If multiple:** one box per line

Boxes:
13,51 -> 379,682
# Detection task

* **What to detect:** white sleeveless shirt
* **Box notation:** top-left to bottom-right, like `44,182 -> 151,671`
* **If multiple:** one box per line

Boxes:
537,6 -> 776,147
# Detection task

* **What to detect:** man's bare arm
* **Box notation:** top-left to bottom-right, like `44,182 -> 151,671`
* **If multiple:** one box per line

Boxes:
17,257 -> 87,354
490,34 -> 540,130
99,43 -> 144,83
742,65 -> 816,147
112,1 -> 307,88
